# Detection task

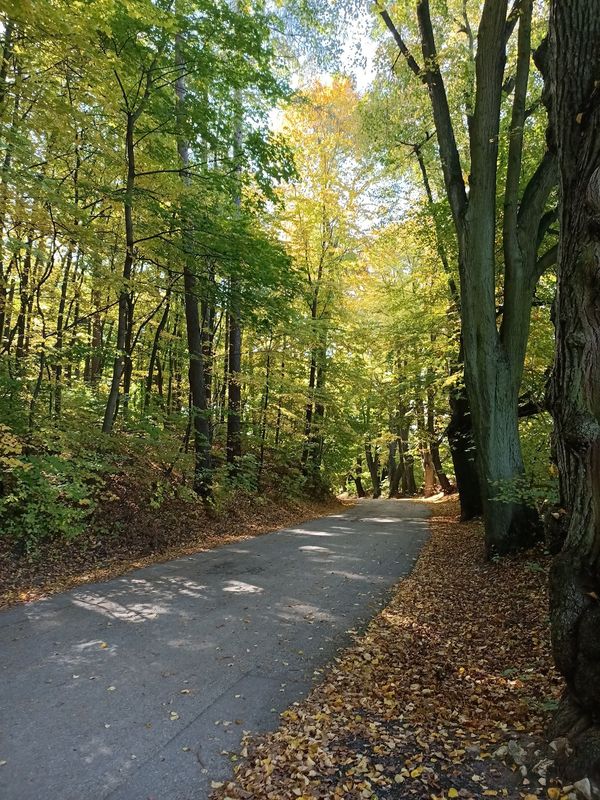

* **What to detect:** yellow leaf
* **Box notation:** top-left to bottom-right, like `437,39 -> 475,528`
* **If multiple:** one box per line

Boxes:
547,790 -> 561,800
448,790 -> 459,798
410,767 -> 424,778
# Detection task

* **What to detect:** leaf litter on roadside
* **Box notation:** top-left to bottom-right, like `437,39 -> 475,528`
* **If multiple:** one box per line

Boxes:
211,497 -> 562,800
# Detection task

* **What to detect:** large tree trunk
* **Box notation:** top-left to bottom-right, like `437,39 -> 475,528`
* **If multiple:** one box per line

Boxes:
354,454 -> 366,498
447,381 -> 483,518
381,0 -> 554,554
365,441 -> 381,499
545,1 -> 600,781
388,439 -> 402,498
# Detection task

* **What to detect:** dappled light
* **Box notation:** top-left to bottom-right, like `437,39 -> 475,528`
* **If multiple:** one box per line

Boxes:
1,0 -> 596,795
0,499 -> 428,800
222,580 -> 264,595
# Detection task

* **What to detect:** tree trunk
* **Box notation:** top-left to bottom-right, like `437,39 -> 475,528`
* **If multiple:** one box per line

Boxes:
176,33 -> 212,500
102,111 -> 136,434
354,454 -> 366,498
416,389 -> 437,496
15,236 -> 32,364
54,245 -> 74,419
144,292 -> 170,409
308,346 -> 326,472
258,337 -> 272,483
274,339 -> 285,448
381,0 -> 554,554
427,383 -> 452,493
226,107 -> 243,467
545,1 -> 600,780
226,300 -> 242,465
388,439 -> 402,498
365,441 -> 381,499
447,382 -> 483,518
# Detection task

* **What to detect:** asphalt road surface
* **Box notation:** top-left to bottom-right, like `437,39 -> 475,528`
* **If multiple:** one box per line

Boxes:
0,498 -> 429,800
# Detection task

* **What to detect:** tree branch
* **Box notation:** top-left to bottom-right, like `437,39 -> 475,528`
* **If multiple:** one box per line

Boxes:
416,0 -> 468,228
378,8 -> 423,80
503,0 -> 532,278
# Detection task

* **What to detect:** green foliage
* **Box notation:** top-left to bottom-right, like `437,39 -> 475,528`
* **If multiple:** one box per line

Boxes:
0,434 -> 105,553
0,0 -> 557,559
491,413 -> 558,512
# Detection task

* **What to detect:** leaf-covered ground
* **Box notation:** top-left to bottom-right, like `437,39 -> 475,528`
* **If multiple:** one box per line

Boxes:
212,497 -> 563,800
0,482 -> 343,609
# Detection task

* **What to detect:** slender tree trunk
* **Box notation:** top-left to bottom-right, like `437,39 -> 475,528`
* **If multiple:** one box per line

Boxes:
427,382 -> 452,493
226,108 -> 243,467
15,236 -> 32,365
274,339 -> 285,448
121,297 -> 135,412
201,271 -> 214,413
308,344 -> 326,471
226,299 -> 242,465
545,1 -> 600,780
102,111 -> 136,433
258,337 -> 272,483
416,390 -> 437,496
176,32 -> 212,499
54,245 -> 74,419
302,347 -> 317,466
144,292 -> 170,409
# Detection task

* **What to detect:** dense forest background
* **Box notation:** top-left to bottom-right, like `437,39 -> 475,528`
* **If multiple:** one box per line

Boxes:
0,0 -> 554,555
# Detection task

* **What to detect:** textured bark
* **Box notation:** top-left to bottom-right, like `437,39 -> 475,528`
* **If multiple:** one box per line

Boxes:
447,385 -> 482,519
546,0 -> 600,780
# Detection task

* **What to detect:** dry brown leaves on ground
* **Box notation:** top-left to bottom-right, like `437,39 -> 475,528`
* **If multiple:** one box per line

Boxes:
212,498 -> 562,800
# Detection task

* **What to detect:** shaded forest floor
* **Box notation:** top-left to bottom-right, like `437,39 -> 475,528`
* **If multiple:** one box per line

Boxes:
212,497 -> 564,800
0,480 -> 344,610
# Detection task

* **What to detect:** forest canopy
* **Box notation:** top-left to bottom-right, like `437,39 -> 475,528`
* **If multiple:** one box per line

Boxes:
0,0 -> 554,550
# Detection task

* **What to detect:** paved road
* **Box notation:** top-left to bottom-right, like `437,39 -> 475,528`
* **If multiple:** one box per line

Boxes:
0,498 -> 429,800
